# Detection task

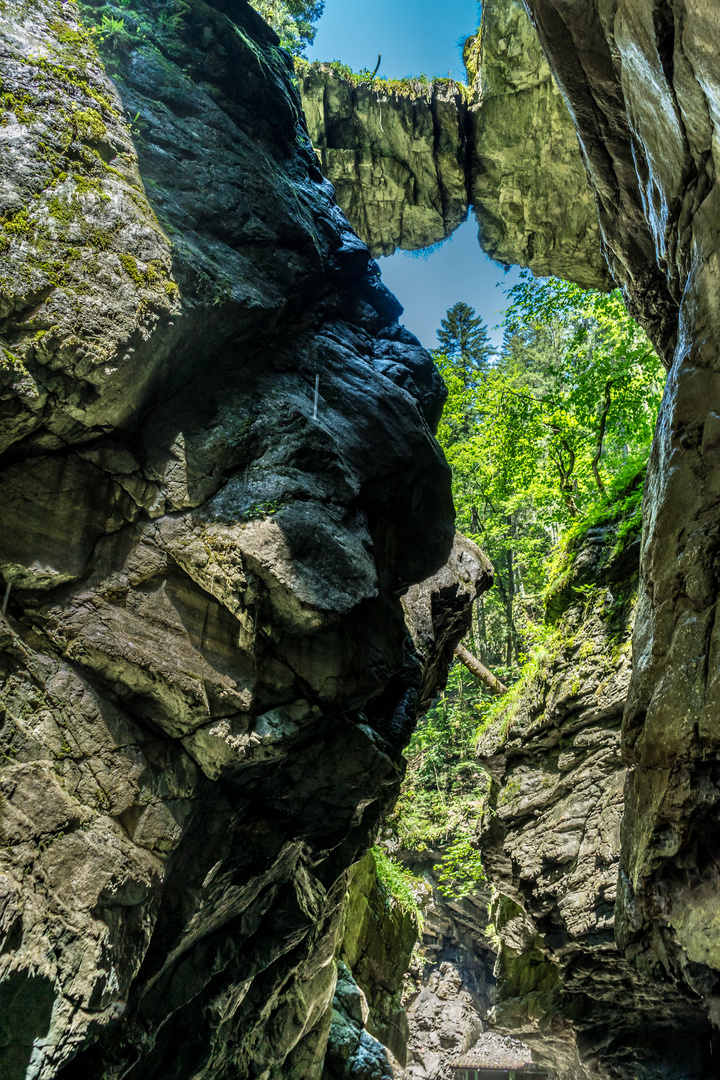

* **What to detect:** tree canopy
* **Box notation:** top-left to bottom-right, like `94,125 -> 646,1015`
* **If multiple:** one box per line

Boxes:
249,0 -> 324,54
437,301 -> 494,386
433,276 -> 665,670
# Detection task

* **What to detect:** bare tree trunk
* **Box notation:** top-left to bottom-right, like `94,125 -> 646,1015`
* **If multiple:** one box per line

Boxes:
454,643 -> 508,696
476,595 -> 488,663
505,539 -> 515,665
494,567 -> 519,667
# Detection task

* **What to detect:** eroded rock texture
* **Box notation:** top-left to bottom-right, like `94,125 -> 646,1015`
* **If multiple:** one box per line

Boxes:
468,0 -> 609,289
516,0 -> 720,1037
401,883 -> 492,1080
299,67 -> 470,259
297,1 -> 608,289
477,504 -> 718,1078
0,1 -> 486,1077
322,852 -> 417,1080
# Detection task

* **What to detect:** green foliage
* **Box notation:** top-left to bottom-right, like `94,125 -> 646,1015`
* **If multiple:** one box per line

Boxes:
392,281 -> 660,909
242,498 -> 283,521
391,665 -> 489,899
294,59 -> 459,98
436,830 -> 485,898
249,0 -> 324,56
99,13 -> 130,50
437,301 -> 494,386
372,847 -> 424,932
79,1 -> 195,62
435,275 -> 664,669
543,462 -> 645,608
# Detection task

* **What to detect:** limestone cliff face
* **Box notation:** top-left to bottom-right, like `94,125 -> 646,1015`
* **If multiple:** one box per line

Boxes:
517,0 -> 720,1036
297,1 -> 609,289
0,3 -> 489,1077
477,498 -> 718,1078
468,0 -> 609,290
299,66 -> 470,259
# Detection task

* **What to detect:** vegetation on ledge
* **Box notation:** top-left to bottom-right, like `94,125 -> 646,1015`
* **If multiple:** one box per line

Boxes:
392,276 -> 660,897
294,57 -> 471,98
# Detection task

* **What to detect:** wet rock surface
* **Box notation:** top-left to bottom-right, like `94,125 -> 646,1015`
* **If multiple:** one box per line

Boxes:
0,1 -> 481,1077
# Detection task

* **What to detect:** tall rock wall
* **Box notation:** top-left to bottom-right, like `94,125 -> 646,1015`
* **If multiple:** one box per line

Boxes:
297,1 -> 609,290
477,492 -> 718,1078
0,2 -> 492,1078
468,0 -> 609,289
518,0 -> 720,1035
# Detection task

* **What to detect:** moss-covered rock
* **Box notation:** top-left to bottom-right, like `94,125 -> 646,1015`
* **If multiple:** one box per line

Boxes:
340,850 -> 419,1065
0,2 -> 463,1078
477,487 -> 717,1078
297,2 -> 609,289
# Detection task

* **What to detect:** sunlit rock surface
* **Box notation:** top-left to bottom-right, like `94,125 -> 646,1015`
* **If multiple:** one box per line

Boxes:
467,0 -> 609,290
298,0 -> 609,289
0,1 -> 491,1077
299,66 -> 470,259
516,0 -> 720,1040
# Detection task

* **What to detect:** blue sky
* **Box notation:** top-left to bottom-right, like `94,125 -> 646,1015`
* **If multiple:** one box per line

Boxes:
307,0 -> 520,350
308,0 -> 479,81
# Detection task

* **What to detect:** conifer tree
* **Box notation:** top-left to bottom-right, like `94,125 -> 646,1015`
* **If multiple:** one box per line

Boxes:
437,302 -> 493,386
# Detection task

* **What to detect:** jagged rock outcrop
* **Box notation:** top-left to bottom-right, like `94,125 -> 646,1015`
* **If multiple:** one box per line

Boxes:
476,493 -> 718,1078
299,67 -> 470,259
322,852 -> 417,1080
0,2 -> 494,1077
467,0 -> 609,289
322,960 -> 402,1080
320,534 -> 494,1079
514,0 -> 720,1040
403,533 -> 494,715
297,2 -> 609,289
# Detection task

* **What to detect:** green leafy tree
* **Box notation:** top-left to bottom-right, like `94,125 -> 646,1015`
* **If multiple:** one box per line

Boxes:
437,302 -> 493,387
435,275 -> 665,669
249,0 -> 324,55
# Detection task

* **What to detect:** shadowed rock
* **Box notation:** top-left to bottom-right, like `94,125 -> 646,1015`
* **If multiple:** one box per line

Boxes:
0,1 -> 484,1077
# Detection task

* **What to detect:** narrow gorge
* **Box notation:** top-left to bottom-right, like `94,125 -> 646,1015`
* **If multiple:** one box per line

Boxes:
1,1 -> 720,1079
